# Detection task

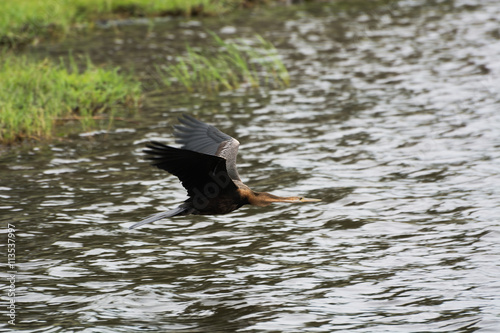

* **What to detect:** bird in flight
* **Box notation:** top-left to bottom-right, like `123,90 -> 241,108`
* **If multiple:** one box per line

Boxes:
130,115 -> 320,229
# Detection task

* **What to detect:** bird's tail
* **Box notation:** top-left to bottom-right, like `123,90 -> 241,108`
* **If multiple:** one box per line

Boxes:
129,205 -> 190,229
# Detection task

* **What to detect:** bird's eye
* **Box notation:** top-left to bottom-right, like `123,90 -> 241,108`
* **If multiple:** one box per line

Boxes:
299,197 -> 303,201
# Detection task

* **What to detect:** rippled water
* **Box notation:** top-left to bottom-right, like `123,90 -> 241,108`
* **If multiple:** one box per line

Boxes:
2,0 -> 500,332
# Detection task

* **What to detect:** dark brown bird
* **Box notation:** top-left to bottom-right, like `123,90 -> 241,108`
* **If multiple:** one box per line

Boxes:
130,115 -> 319,229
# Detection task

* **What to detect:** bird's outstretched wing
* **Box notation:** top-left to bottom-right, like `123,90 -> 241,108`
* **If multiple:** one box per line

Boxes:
174,115 -> 241,181
144,141 -> 238,200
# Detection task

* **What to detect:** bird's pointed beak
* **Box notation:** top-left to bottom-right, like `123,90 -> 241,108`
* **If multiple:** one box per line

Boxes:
278,197 -> 321,203
299,198 -> 321,202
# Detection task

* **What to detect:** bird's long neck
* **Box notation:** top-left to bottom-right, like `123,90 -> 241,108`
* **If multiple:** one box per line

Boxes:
247,191 -> 299,207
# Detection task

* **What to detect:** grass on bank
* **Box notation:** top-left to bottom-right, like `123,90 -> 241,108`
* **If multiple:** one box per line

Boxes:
157,33 -> 289,93
0,54 -> 141,144
0,0 -> 246,47
0,32 -> 288,145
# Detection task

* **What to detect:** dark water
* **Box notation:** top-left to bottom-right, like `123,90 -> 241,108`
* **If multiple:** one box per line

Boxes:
2,0 -> 500,331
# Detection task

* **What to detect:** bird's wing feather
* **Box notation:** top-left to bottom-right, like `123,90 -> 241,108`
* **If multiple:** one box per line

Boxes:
174,115 -> 241,181
144,141 -> 238,199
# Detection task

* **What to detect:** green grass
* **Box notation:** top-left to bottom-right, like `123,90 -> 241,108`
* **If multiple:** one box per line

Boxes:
0,0 -> 401,47
157,32 -> 289,93
0,54 -> 141,144
0,0 -> 245,47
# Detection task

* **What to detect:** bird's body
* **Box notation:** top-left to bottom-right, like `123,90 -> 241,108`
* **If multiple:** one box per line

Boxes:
130,115 -> 319,229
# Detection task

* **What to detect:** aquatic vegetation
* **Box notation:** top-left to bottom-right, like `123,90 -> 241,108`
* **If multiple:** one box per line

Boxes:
0,0 -> 245,47
0,54 -> 141,144
157,32 -> 289,93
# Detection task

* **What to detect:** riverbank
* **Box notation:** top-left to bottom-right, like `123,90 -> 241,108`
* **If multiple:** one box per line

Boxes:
0,0 -> 307,145
0,54 -> 141,144
0,0 -> 271,47
0,29 -> 290,145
